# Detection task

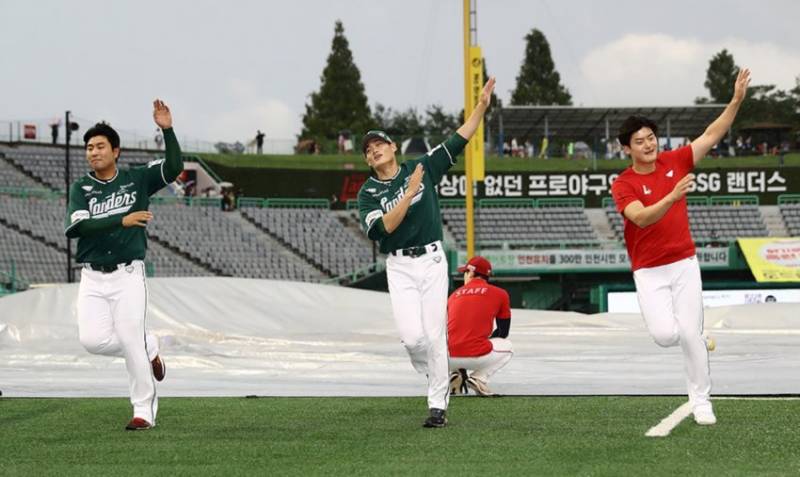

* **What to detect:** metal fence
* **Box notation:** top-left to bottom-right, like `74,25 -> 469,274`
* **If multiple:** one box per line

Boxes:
0,119 -> 295,154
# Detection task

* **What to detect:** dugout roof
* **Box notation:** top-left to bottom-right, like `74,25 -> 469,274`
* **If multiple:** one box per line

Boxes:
490,104 -> 727,142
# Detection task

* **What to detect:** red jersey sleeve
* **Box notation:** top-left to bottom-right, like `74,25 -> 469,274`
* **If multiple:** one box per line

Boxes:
611,174 -> 639,214
497,288 -> 511,320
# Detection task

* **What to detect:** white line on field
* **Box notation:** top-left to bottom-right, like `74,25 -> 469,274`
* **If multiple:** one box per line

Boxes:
714,396 -> 800,401
645,396 -> 800,437
645,401 -> 693,437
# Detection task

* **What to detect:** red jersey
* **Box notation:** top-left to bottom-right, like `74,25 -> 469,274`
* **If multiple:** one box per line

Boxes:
447,278 -> 511,357
611,145 -> 696,271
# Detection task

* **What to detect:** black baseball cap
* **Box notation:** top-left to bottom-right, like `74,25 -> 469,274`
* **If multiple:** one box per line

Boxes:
362,130 -> 393,154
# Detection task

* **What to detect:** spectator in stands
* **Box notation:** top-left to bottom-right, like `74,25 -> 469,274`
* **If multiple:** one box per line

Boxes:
538,136 -> 549,159
779,141 -> 790,167
154,129 -> 164,149
256,130 -> 265,154
525,139 -> 534,158
447,256 -> 512,397
50,119 -> 60,145
502,140 -> 511,157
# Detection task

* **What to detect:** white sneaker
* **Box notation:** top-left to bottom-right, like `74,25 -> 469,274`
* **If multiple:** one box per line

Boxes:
693,403 -> 717,425
703,331 -> 716,352
465,376 -> 496,397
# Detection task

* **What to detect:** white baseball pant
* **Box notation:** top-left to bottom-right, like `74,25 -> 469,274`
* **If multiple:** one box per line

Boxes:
633,255 -> 711,407
385,242 -> 450,411
77,260 -> 159,425
449,337 -> 513,383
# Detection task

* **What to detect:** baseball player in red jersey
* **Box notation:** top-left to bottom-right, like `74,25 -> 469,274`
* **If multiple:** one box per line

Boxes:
447,256 -> 512,397
611,69 -> 751,426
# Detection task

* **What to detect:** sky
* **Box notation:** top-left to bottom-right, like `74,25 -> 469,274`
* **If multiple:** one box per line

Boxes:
2,0 -> 799,146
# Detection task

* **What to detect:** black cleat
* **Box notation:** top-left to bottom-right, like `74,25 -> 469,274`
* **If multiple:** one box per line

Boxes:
423,408 -> 447,428
449,369 -> 470,395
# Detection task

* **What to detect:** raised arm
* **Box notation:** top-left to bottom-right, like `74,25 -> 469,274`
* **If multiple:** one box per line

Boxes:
691,68 -> 751,164
456,77 -> 496,140
153,99 -> 184,182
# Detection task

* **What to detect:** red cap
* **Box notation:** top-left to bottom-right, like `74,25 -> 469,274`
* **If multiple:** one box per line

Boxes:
457,256 -> 492,276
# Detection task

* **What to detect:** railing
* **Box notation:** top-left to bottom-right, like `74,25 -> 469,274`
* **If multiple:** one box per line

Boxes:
440,198 -> 466,208
324,260 -> 386,285
183,155 -> 223,183
709,195 -> 759,206
264,198 -> 330,209
150,196 -> 221,207
0,119 -> 295,154
0,187 -> 63,199
237,197 -> 331,209
464,239 -> 623,250
478,198 -> 536,208
777,194 -> 800,205
536,198 -> 585,208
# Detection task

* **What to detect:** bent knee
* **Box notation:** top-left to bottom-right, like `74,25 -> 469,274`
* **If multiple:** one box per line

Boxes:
79,331 -> 111,355
650,330 -> 679,347
400,336 -> 426,352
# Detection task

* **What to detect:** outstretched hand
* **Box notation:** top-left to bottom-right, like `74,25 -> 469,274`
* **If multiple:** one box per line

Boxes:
153,99 -> 173,129
478,77 -> 496,109
669,173 -> 695,203
731,68 -> 751,104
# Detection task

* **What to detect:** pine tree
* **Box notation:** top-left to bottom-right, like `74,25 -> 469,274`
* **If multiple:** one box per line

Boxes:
704,49 -> 738,103
301,20 -> 373,143
510,29 -> 572,106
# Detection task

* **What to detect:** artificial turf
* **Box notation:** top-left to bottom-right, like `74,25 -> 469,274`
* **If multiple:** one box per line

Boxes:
1,396 -> 798,476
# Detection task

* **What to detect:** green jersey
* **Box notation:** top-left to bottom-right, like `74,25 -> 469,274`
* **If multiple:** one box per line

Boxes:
64,128 -> 183,266
358,133 -> 467,254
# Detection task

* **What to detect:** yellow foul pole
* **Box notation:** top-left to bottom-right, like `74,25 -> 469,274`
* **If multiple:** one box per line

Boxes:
463,0 -> 475,259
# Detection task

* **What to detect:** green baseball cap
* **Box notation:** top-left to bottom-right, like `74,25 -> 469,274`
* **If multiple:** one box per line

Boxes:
362,130 -> 393,154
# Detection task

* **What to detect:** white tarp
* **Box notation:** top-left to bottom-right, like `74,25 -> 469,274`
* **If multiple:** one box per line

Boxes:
1,278 -> 798,398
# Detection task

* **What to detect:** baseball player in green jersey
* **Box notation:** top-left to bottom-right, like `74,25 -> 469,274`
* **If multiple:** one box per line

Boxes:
64,100 -> 183,431
358,77 -> 496,428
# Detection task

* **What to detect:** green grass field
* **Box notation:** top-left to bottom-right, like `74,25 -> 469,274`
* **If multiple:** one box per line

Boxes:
2,396 -> 798,476
198,152 -> 800,172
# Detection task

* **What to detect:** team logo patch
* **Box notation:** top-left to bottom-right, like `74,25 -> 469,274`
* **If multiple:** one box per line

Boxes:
666,170 -> 674,177
81,185 -> 93,192
433,256 -> 442,263
643,185 -> 652,195
125,265 -> 135,273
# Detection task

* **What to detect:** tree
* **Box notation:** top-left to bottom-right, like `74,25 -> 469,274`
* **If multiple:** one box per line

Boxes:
301,20 -> 373,143
738,84 -> 798,126
703,49 -> 739,103
510,29 -> 572,106
372,104 -> 424,138
424,104 -> 459,143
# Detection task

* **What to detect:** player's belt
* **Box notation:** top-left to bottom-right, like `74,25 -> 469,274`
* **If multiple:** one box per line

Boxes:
85,260 -> 134,273
390,241 -> 441,258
